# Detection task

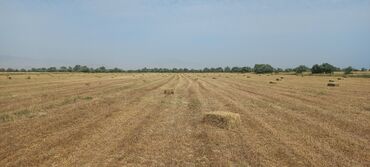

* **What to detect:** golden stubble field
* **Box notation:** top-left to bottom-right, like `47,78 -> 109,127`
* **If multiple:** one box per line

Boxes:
0,72 -> 369,166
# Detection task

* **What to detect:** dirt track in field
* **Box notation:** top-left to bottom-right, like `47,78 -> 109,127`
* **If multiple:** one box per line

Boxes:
1,73 -> 370,166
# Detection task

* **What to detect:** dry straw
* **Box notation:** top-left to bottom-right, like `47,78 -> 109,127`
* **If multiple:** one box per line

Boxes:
327,83 -> 339,87
164,89 -> 174,95
203,111 -> 241,129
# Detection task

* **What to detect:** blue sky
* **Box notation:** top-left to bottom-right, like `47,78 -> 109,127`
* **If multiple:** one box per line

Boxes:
0,0 -> 369,69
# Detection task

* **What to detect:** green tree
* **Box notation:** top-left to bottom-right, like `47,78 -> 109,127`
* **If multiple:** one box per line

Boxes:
59,66 -> 68,72
294,65 -> 310,73
343,66 -> 353,74
311,64 -> 322,73
241,66 -> 252,73
224,66 -> 231,72
253,64 -> 274,74
47,67 -> 57,72
231,67 -> 241,73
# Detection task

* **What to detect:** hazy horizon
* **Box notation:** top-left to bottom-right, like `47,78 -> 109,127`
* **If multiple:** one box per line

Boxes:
1,0 -> 369,69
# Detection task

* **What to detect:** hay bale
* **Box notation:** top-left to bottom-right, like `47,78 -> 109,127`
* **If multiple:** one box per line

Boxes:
164,89 -> 174,95
26,76 -> 31,79
337,78 -> 342,80
329,80 -> 335,82
7,76 -> 12,79
212,77 -> 217,79
327,83 -> 339,87
203,111 -> 241,129
269,81 -> 277,84
276,78 -> 281,81
280,77 -> 284,79
246,76 -> 251,78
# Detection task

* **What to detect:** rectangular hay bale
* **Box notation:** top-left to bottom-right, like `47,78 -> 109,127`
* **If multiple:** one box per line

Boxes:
164,89 -> 174,95
327,83 -> 339,87
203,111 -> 241,129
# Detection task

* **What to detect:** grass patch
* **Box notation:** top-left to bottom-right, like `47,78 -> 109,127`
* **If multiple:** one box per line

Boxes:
14,109 -> 32,117
0,114 -> 13,123
80,96 -> 93,100
188,98 -> 201,111
59,96 -> 93,106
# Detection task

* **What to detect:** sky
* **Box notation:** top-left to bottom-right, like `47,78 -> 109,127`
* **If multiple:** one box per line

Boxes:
0,0 -> 369,69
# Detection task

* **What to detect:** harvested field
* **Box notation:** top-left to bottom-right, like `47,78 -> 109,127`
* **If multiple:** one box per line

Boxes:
0,73 -> 370,166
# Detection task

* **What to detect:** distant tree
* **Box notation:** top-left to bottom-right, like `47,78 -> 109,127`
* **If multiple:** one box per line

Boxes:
231,67 -> 241,73
275,68 -> 284,73
361,68 -> 367,71
215,67 -> 224,72
311,63 -> 337,74
68,66 -> 73,72
20,68 -> 27,72
6,68 -> 15,72
0,68 -> 5,72
203,68 -> 210,73
47,67 -> 57,72
343,66 -> 353,74
311,64 -> 322,73
73,65 -> 82,72
224,66 -> 231,72
80,66 -> 90,72
321,63 -> 337,73
241,66 -> 252,73
253,64 -> 274,74
95,66 -> 106,73
284,68 -> 294,72
59,66 -> 68,72
294,65 -> 310,73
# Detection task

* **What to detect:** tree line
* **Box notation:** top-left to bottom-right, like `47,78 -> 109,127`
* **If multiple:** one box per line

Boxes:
0,63 -> 369,74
